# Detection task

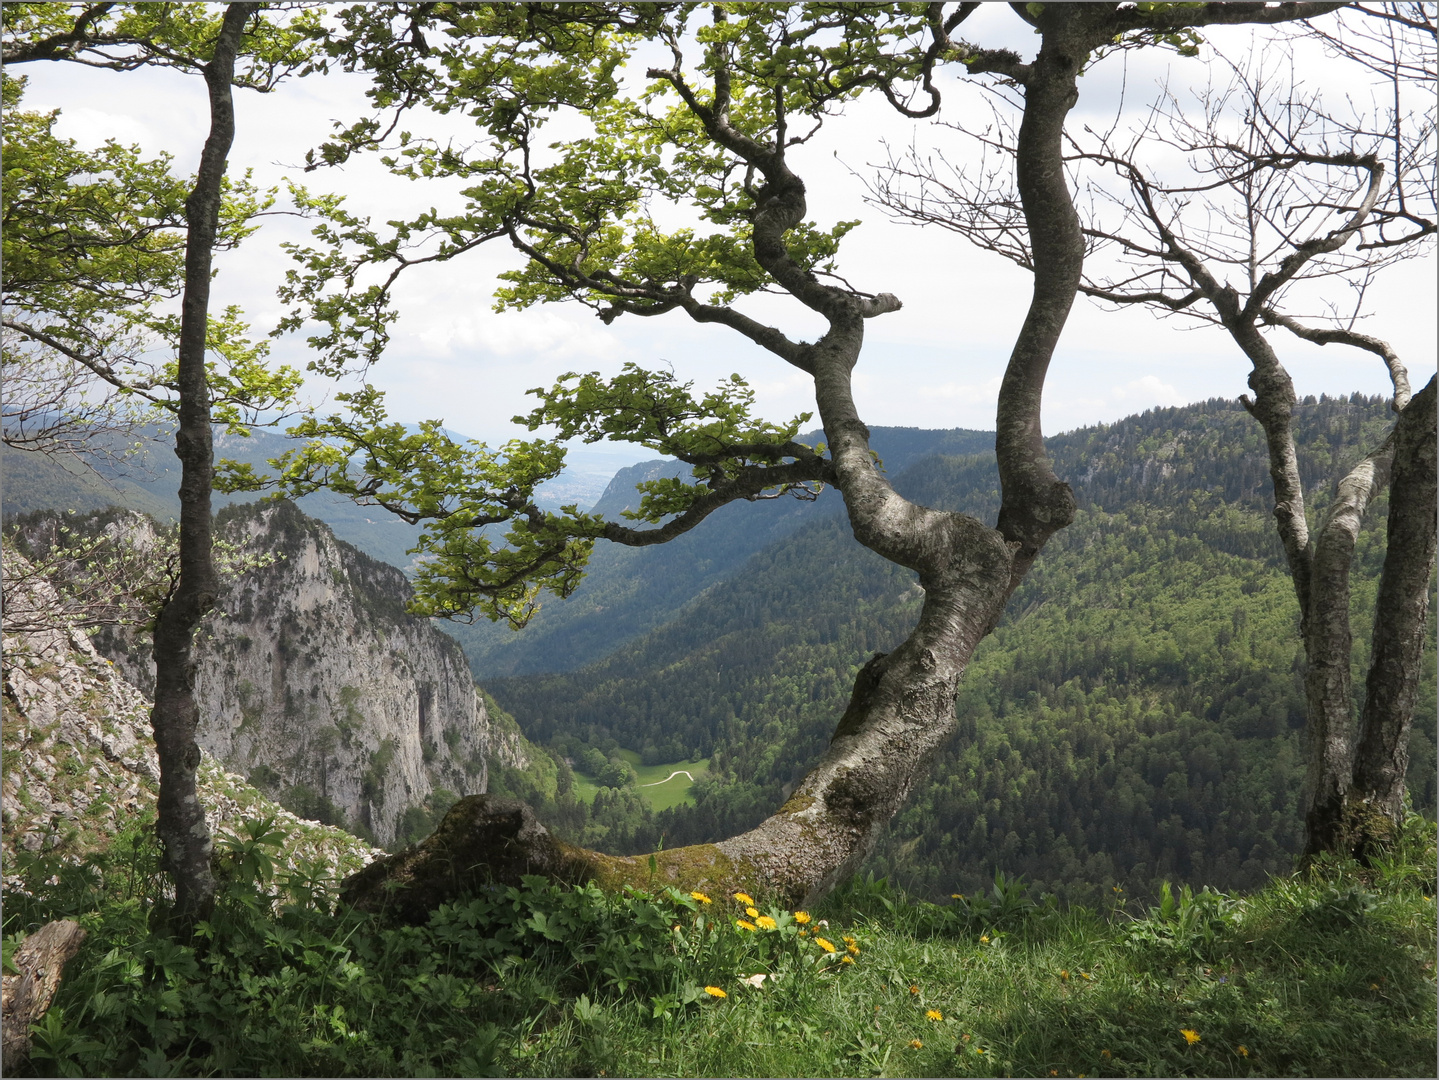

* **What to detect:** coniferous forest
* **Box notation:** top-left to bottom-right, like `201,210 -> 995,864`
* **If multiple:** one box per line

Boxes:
486,397 -> 1438,905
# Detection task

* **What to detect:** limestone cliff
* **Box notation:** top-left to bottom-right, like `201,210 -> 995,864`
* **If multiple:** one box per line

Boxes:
86,500 -> 494,847
1,551 -> 382,882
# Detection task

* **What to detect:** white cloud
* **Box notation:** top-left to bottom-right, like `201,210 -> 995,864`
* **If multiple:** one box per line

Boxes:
1111,375 -> 1186,407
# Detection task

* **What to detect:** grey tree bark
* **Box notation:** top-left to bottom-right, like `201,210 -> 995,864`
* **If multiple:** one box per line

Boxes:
148,2 -> 253,924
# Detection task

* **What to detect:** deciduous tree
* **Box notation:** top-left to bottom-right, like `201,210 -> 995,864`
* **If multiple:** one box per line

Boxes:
3,0 -> 316,921
261,3 -> 1349,908
873,3 -> 1435,859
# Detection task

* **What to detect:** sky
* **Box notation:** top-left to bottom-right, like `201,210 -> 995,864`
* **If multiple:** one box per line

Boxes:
18,4 -> 1436,459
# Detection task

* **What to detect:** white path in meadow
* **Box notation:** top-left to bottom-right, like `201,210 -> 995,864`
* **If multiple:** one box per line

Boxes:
641,770 -> 695,787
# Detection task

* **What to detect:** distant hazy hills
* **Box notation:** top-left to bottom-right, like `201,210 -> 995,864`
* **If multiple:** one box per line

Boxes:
1,426 -> 653,572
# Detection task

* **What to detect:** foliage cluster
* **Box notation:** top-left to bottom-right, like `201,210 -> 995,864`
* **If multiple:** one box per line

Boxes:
3,810 -> 1433,1077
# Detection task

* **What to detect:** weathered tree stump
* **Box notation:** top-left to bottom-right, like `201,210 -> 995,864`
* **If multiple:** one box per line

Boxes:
339,795 -> 598,924
1,918 -> 87,1068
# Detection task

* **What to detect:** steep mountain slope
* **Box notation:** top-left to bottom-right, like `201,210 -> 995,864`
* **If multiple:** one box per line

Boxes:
449,427 -> 994,677
43,501 -> 507,848
485,396 -> 1437,903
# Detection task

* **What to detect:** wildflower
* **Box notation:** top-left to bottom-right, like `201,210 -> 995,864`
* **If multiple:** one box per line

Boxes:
909,1039 -> 923,1049
1059,969 -> 1070,980
740,974 -> 766,989
1080,971 -> 1091,980
847,944 -> 860,956
793,911 -> 811,924
926,1009 -> 943,1022
733,892 -> 755,906
1181,1029 -> 1201,1045
704,986 -> 727,999
691,891 -> 712,904
951,893 -> 964,899
1370,982 -> 1380,990
1237,1045 -> 1249,1058
745,905 -> 760,918
815,936 -> 837,953
736,919 -> 757,931
841,955 -> 855,965
756,915 -> 777,930
909,984 -> 921,995
1050,1071 -> 1059,1076
980,935 -> 990,944
798,929 -> 807,937
842,934 -> 857,946
961,1034 -> 971,1043
1100,1049 -> 1111,1060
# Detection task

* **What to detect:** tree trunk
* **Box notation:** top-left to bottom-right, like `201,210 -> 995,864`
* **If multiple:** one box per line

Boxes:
148,2 -> 250,926
1347,375 -> 1438,844
1,920 -> 87,1069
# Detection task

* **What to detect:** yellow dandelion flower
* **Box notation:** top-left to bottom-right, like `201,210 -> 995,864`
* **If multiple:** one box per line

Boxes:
976,1047 -> 985,1054
691,891 -> 712,904
909,984 -> 920,995
736,919 -> 756,931
798,929 -> 808,937
1080,971 -> 1091,980
1100,1049 -> 1111,1060
980,935 -> 990,944
1059,969 -> 1069,980
1237,1045 -> 1249,1058
1181,1028 -> 1201,1045
1050,1071 -> 1059,1077
704,985 -> 727,999
909,1039 -> 923,1049
926,1009 -> 943,1022
951,893 -> 964,899
847,944 -> 861,956
793,911 -> 811,924
815,936 -> 837,953
842,935 -> 857,946
733,892 -> 755,905
841,955 -> 855,965
745,905 -> 759,918
756,915 -> 777,930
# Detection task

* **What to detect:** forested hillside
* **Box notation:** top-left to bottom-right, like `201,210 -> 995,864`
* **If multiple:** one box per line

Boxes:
487,396 -> 1438,904
450,427 -> 995,676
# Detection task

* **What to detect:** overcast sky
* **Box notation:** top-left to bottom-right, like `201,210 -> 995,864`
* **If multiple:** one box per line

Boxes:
20,4 -> 1436,457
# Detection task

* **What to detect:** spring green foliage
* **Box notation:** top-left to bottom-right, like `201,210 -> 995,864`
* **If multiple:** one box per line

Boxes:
227,3 -> 967,629
4,809 -> 1433,1077
0,75 -> 302,437
486,397 -> 1437,903
226,364 -> 823,628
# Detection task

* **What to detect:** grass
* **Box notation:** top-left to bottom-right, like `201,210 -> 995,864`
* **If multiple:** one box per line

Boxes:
2,812 -> 1434,1078
570,750 -> 711,812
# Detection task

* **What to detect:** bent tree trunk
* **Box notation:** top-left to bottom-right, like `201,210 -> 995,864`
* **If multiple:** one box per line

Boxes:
346,10 -> 1098,916
149,2 -> 251,925
1311,375 -> 1438,855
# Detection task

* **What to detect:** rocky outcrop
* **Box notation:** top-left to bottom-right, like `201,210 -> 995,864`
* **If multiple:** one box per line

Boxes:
86,500 -> 495,847
1,550 -> 382,883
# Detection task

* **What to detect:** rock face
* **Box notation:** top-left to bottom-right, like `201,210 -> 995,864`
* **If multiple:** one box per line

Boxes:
1,549 -> 382,882
92,500 -> 494,847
